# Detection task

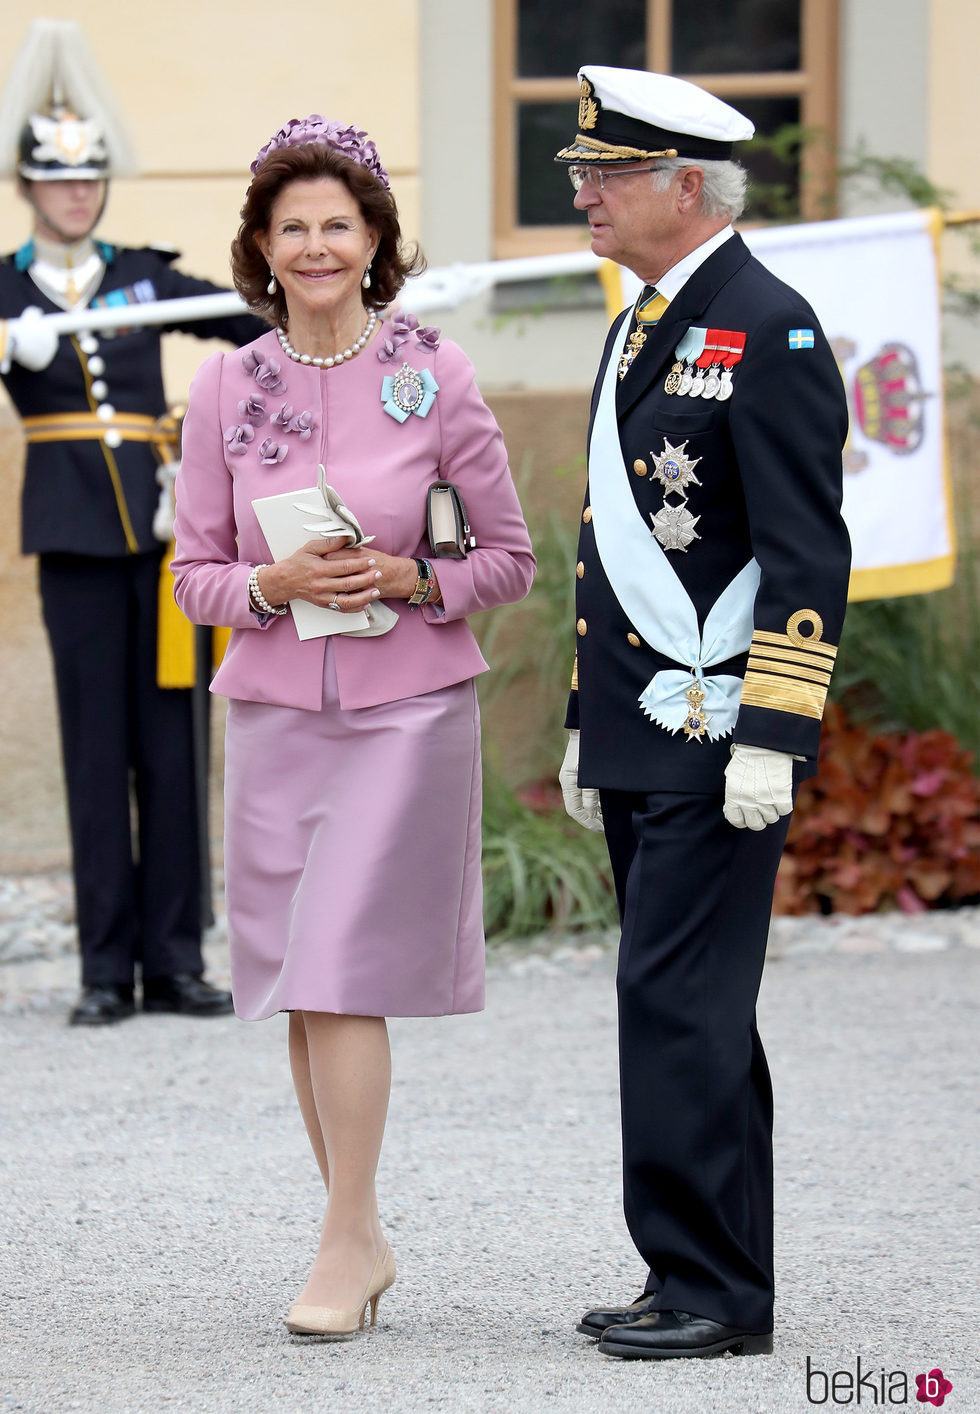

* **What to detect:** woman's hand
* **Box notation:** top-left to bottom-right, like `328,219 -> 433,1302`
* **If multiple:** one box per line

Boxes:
257,537 -> 381,613
256,539 -> 439,612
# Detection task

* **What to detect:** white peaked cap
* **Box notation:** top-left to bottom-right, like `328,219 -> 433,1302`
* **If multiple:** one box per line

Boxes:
556,66 -> 754,165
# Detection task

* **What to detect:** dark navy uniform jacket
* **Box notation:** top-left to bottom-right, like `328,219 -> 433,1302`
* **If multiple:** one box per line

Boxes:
567,232 -> 851,793
0,243 -> 264,556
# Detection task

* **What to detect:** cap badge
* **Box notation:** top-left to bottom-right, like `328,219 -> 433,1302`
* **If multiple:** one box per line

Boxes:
578,77 -> 599,132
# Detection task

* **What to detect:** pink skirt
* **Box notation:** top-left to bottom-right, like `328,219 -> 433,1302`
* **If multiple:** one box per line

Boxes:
222,645 -> 484,1021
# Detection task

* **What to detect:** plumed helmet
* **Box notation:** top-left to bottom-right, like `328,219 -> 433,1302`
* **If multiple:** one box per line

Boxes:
17,106 -> 110,181
0,19 -> 138,182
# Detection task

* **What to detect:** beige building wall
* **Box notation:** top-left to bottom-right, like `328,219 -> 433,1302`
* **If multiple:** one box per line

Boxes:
0,0 -> 421,399
929,0 -> 980,371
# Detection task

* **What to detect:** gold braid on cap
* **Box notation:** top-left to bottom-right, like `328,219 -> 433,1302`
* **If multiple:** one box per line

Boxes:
556,133 -> 679,163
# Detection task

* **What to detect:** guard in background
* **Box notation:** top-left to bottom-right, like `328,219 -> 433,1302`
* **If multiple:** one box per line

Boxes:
555,68 -> 851,1358
0,21 -> 264,1025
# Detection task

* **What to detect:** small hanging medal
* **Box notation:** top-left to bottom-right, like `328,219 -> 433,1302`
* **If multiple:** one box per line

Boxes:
702,365 -> 721,400
682,681 -> 710,741
669,328 -> 707,399
618,328 -> 647,380
716,368 -> 734,401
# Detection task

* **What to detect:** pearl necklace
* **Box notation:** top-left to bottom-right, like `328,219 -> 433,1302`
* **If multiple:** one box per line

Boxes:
276,309 -> 378,368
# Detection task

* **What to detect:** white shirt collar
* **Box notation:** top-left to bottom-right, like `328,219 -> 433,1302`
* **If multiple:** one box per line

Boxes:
29,233 -> 104,311
653,225 -> 734,303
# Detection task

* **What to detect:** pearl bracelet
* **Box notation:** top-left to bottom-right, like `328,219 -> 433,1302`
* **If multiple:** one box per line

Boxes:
248,565 -> 288,616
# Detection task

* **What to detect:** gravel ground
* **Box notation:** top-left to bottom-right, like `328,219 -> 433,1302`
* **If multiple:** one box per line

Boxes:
0,878 -> 977,1414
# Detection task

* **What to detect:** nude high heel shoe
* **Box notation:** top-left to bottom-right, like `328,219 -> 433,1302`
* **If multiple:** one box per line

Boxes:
284,1243 -> 396,1339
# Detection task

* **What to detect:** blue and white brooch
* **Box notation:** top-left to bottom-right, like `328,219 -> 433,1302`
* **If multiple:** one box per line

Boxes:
381,362 -> 438,423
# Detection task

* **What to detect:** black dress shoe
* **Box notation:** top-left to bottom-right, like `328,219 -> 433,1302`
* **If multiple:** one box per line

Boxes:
69,985 -> 136,1027
576,1291 -> 660,1338
598,1309 -> 773,1360
142,973 -> 234,1017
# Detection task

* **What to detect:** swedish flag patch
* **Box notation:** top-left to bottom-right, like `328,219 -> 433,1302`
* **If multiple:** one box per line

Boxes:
788,328 -> 814,350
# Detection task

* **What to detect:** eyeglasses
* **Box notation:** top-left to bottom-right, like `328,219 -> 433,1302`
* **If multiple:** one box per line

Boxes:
567,164 -> 659,192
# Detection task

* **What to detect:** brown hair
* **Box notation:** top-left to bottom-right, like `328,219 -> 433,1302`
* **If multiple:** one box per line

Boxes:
231,143 -> 425,323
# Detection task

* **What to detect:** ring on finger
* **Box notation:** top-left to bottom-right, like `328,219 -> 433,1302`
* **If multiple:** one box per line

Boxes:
328,592 -> 342,612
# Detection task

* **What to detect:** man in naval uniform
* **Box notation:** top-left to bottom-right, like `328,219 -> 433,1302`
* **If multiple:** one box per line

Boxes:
0,87 -> 263,1025
555,68 -> 851,1359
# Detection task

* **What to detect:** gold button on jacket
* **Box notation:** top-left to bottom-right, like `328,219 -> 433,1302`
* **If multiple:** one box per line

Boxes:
576,618 -> 588,636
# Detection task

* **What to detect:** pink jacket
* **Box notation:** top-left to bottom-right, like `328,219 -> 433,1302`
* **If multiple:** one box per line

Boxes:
172,324 -> 535,711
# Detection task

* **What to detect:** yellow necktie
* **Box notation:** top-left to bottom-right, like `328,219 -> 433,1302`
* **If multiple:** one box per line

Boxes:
619,288 -> 670,379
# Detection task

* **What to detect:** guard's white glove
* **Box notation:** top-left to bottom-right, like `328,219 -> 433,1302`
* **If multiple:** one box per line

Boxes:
1,308 -> 59,372
153,461 -> 179,542
559,730 -> 604,833
723,744 -> 795,831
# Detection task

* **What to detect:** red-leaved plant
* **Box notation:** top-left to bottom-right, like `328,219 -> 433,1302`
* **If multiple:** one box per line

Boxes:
775,704 -> 980,914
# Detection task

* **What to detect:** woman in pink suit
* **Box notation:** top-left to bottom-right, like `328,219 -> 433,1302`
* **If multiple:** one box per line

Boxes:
172,116 -> 534,1340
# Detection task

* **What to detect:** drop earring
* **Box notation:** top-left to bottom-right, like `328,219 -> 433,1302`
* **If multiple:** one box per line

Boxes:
362,265 -> 372,290
267,269 -> 277,295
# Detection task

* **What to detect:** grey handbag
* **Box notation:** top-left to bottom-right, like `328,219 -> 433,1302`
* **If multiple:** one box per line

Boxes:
426,479 -> 476,559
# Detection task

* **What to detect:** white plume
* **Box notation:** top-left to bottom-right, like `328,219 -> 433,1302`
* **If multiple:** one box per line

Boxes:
0,18 -> 139,178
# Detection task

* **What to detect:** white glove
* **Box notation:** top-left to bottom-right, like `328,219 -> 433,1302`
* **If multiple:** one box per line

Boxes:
153,461 -> 179,542
2,308 -> 59,372
723,744 -> 795,831
559,730 -> 604,833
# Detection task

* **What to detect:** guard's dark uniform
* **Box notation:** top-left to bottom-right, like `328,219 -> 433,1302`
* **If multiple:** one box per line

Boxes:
568,232 -> 850,1330
0,243 -> 262,988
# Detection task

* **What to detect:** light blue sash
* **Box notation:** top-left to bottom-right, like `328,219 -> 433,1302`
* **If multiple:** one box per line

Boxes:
587,312 -> 759,739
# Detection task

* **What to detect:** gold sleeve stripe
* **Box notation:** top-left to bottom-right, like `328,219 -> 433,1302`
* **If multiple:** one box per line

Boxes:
740,672 -> 827,720
751,629 -> 837,660
746,656 -> 833,687
570,654 -> 579,691
747,643 -> 836,673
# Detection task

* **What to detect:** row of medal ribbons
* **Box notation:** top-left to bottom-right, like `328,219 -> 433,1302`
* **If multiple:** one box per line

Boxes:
664,326 -> 746,401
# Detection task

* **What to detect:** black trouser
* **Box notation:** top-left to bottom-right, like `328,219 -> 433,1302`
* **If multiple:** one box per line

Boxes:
599,787 -> 792,1332
39,552 -> 202,988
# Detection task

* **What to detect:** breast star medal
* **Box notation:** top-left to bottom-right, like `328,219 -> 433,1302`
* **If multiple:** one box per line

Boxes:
651,439 -> 701,493
650,501 -> 701,551
682,681 -> 710,741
